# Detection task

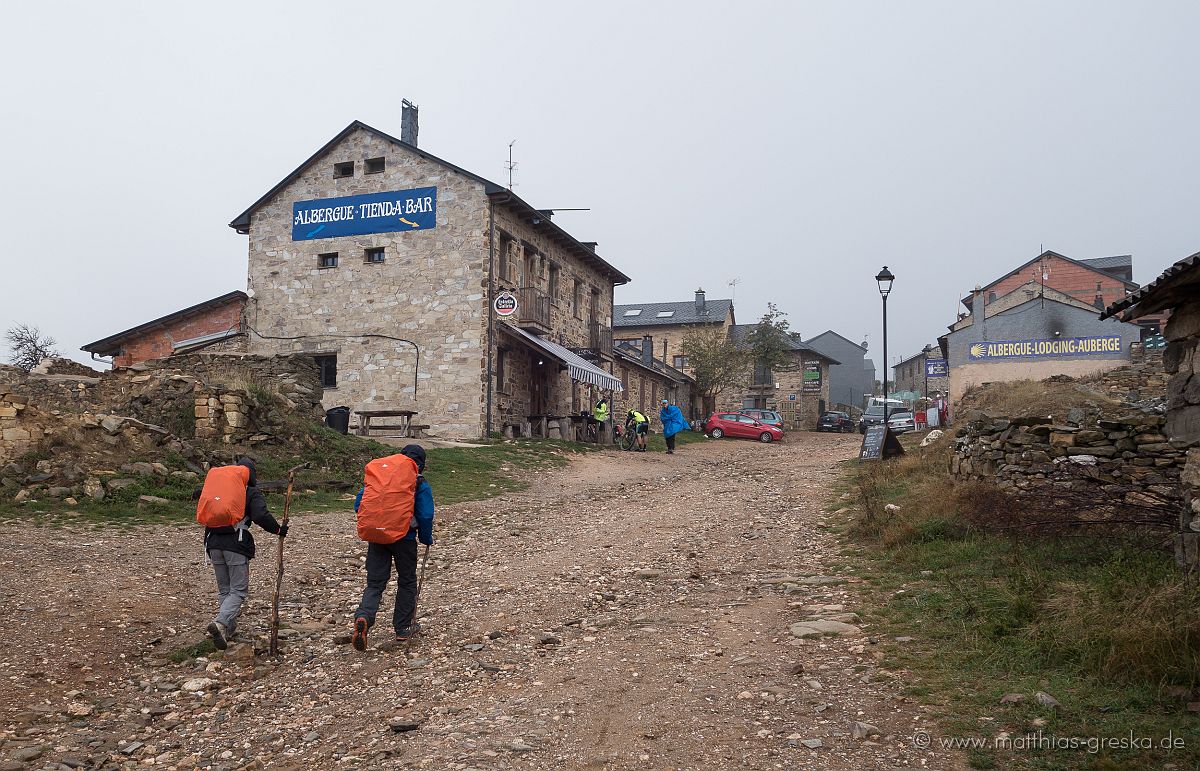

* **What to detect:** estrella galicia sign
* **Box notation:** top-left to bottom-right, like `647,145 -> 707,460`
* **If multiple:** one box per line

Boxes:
291,187 -> 437,241
925,359 -> 948,377
493,291 -> 518,317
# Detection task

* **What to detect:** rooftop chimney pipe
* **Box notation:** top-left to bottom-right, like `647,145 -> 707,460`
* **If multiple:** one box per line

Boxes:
642,335 -> 653,366
695,288 -> 706,316
401,99 -> 419,146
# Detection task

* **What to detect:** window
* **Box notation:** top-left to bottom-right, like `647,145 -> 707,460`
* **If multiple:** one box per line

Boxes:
365,157 -> 385,174
496,348 -> 508,393
573,280 -> 583,318
549,263 -> 561,300
623,309 -> 642,317
987,291 -> 997,302
498,233 -> 513,282
673,355 -> 689,369
333,161 -> 354,178
656,310 -> 675,318
364,247 -> 385,264
318,252 -> 339,268
314,355 -> 337,388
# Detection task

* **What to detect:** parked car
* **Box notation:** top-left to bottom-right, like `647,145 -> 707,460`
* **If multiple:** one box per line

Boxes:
741,408 -> 784,430
816,410 -> 855,432
858,405 -> 889,434
887,410 -> 916,434
704,412 -> 785,443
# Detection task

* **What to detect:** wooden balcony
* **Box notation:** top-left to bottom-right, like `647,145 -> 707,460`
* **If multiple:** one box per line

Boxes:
589,323 -> 612,357
517,287 -> 551,332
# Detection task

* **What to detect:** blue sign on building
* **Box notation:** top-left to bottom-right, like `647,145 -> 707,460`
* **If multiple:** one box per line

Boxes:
967,336 -> 1123,361
925,359 -> 948,377
291,187 -> 437,241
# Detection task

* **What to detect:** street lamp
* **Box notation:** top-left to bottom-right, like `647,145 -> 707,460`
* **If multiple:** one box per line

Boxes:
875,266 -> 895,412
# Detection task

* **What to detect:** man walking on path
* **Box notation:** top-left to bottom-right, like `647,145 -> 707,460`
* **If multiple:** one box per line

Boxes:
198,457 -> 287,650
352,444 -> 435,650
659,399 -> 688,454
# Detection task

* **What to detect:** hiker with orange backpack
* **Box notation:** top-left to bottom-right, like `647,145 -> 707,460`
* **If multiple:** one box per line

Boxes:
196,457 -> 287,650
351,445 -> 435,650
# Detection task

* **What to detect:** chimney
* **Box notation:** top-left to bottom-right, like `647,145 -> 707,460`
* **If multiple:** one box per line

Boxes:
972,285 -> 985,330
695,288 -> 706,316
642,335 -> 653,366
581,241 -> 598,251
401,99 -> 419,146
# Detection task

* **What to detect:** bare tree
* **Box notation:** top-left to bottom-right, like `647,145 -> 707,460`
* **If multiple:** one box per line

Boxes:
682,326 -> 749,414
5,323 -> 59,372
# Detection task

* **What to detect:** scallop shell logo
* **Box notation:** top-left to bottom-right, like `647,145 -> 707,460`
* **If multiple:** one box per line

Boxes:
969,344 -> 986,359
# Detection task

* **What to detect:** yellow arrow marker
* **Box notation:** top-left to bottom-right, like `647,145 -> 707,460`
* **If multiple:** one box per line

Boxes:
399,217 -> 420,228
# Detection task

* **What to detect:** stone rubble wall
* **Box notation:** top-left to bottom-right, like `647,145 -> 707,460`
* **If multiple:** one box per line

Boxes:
1162,300 -> 1200,564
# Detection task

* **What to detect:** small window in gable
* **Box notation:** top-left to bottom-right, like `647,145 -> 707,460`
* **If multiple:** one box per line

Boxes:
318,252 -> 339,269
333,161 -> 354,178
365,157 -> 385,174
623,309 -> 642,317
656,311 -> 675,318
364,247 -> 385,264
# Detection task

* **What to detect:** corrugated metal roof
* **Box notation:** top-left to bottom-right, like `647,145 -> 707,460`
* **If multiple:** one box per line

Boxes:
1100,251 -> 1200,320
613,299 -> 733,328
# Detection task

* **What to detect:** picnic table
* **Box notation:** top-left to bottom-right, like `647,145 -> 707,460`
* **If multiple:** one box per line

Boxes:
355,409 -> 419,437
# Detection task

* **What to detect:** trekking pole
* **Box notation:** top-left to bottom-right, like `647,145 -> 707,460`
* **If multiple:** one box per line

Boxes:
269,462 -> 310,656
406,543 -> 431,649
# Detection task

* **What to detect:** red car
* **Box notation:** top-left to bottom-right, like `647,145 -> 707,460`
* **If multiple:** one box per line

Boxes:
704,412 -> 785,443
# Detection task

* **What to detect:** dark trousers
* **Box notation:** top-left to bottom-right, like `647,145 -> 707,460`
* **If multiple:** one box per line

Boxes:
665,433 -> 677,452
355,538 -> 418,635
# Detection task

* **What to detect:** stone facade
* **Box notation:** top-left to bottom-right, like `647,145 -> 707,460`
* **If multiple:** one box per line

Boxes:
892,348 -> 949,398
722,351 -> 833,430
1162,298 -> 1200,565
611,348 -> 691,422
613,292 -> 735,373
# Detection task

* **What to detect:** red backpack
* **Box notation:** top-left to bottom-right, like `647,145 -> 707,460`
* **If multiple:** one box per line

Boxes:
356,454 -> 418,543
196,465 -> 250,528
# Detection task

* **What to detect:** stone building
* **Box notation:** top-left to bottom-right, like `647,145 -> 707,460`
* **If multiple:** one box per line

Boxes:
892,345 -> 949,399
1101,250 -> 1200,566
965,250 -> 1167,337
613,290 -> 735,372
82,291 -> 248,368
228,116 -> 626,439
612,338 -> 696,421
941,284 -> 1142,406
725,325 -> 837,430
803,330 -> 875,412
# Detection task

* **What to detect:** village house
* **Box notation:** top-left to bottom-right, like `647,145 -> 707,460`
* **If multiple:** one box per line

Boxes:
891,345 -> 949,399
725,325 -> 837,430
226,109 -> 628,440
613,289 -> 735,373
82,291 -> 248,367
803,330 -> 875,412
1101,250 -> 1200,567
611,337 -> 697,421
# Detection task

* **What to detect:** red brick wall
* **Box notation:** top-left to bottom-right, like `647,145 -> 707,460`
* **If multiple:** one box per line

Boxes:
985,255 -> 1126,310
113,300 -> 244,368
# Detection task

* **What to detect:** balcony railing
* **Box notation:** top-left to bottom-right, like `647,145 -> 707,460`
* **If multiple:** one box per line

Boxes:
589,323 -> 612,356
517,287 -> 551,331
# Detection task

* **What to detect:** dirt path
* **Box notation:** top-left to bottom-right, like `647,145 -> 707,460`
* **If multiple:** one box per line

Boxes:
0,434 -> 963,770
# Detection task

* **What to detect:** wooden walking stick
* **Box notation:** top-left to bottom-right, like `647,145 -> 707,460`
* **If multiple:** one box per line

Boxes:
269,462 -> 310,656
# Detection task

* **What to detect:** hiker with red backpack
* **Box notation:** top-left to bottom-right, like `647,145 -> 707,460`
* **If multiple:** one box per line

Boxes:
196,457 -> 287,650
351,444 -> 435,650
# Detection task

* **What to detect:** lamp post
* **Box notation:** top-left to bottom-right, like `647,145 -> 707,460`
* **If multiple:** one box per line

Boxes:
875,266 -> 894,411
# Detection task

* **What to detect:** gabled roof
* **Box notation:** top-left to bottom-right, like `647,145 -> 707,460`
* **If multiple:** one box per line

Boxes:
612,340 -> 692,383
1101,250 -> 1200,321
81,291 -> 247,355
892,348 -> 935,370
804,330 -> 869,354
613,298 -> 734,328
962,250 -> 1138,309
728,325 -> 841,365
1079,254 -> 1132,273
229,120 -> 630,284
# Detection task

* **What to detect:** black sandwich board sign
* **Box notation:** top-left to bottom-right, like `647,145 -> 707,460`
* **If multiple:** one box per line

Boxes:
859,424 -> 904,460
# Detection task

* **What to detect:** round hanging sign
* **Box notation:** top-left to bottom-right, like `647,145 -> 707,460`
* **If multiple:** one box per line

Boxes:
494,291 -> 518,317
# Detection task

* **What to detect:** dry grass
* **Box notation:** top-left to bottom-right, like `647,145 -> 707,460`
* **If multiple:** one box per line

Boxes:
958,377 -> 1120,420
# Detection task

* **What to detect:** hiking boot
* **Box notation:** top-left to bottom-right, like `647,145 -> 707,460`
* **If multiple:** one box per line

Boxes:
395,622 -> 422,642
352,617 -> 369,652
206,621 -> 228,651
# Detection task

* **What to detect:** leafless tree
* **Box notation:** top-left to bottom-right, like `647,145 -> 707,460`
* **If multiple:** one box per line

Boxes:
5,323 -> 59,372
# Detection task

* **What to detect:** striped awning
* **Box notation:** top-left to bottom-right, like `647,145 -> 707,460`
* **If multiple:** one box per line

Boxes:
503,324 -> 624,392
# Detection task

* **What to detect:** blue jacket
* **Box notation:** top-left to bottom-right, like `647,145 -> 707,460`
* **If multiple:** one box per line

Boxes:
659,404 -> 688,438
354,478 -> 435,545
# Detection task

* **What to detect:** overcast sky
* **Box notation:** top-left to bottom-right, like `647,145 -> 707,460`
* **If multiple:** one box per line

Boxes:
2,1 -> 1197,376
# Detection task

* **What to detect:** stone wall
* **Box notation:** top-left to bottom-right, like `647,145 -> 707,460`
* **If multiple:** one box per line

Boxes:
0,387 -> 44,468
950,411 -> 1186,506
1162,299 -> 1200,564
720,353 -> 832,429
244,126 -> 489,439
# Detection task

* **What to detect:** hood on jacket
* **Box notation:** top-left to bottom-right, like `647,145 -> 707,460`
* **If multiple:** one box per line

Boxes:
400,444 -> 426,474
237,456 -> 258,487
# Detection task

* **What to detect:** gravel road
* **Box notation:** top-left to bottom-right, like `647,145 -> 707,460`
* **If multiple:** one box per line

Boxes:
0,432 -> 964,770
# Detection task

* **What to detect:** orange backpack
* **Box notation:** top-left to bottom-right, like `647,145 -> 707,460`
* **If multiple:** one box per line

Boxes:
196,465 -> 250,528
356,454 -> 418,543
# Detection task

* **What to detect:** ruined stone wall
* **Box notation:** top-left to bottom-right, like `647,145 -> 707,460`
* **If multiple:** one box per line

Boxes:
0,387 -> 44,468
950,411 -> 1186,505
1161,300 -> 1200,564
245,126 -> 489,439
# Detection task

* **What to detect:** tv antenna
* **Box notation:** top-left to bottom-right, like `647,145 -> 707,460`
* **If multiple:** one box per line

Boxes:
506,140 -> 517,190
728,277 -> 741,302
